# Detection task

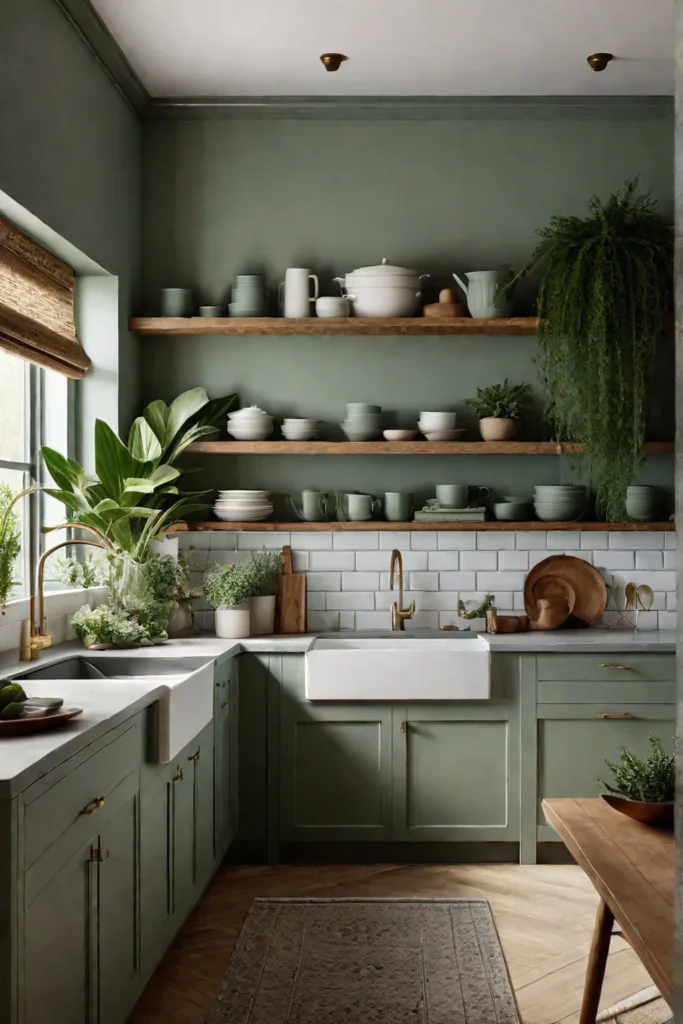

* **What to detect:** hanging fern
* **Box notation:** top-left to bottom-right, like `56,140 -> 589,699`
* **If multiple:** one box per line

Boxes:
520,181 -> 672,521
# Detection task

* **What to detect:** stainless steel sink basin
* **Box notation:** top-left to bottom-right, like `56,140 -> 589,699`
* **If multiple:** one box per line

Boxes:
15,656 -> 208,680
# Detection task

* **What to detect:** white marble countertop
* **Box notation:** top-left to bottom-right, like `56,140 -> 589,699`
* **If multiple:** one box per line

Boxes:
484,629 -> 676,653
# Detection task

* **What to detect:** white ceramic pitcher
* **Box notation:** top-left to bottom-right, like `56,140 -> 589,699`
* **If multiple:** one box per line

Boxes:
279,268 -> 319,318
452,269 -> 514,319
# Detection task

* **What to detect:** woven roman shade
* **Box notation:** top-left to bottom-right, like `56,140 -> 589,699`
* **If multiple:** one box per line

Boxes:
0,216 -> 91,379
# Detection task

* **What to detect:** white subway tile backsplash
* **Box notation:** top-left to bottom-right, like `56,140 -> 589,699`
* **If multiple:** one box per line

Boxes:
580,532 -> 609,550
237,532 -> 290,549
667,592 -> 677,611
460,551 -> 497,571
546,532 -> 580,550
476,532 -> 515,550
513,592 -> 527,611
326,592 -> 376,610
516,532 -> 547,550
406,611 -> 439,629
307,592 -> 326,610
339,611 -> 356,630
209,532 -> 238,550
437,532 -> 476,550
333,532 -> 379,550
292,551 -> 309,571
528,551 -> 550,568
379,532 -> 411,549
308,611 -> 340,631
291,532 -> 333,550
593,551 -> 635,570
476,572 -> 526,591
413,591 -> 460,611
180,532 -> 211,550
342,572 -> 379,591
310,551 -> 355,571
657,611 -> 677,630
634,611 -> 658,631
375,590 -> 417,610
428,551 -> 460,570
635,551 -> 663,570
408,571 -> 439,591
663,550 -> 676,570
665,532 -> 676,549
411,532 -> 437,550
631,571 -> 676,591
609,532 -> 664,550
307,572 -> 341,591
569,551 -> 593,563
439,572 -> 477,590
498,550 -> 529,571
356,611 -> 391,629
356,550 -> 428,571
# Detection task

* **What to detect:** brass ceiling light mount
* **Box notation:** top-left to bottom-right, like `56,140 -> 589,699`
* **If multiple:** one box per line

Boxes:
587,52 -> 614,72
320,52 -> 348,72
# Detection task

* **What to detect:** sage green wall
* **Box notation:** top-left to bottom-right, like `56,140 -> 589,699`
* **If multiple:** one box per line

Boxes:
141,112 -> 674,506
0,0 -> 142,429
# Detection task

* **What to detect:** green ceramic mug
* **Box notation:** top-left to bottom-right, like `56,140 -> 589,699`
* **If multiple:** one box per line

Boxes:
383,492 -> 414,521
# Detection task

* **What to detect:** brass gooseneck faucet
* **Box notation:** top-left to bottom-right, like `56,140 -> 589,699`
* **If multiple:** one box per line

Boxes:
389,549 -> 415,631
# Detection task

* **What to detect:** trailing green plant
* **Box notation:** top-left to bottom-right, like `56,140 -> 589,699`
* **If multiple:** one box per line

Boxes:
50,551 -> 108,589
40,387 -> 236,561
71,603 -> 162,648
203,561 -> 255,610
242,549 -> 282,598
513,180 -> 673,521
458,595 -> 495,619
467,380 -> 531,420
0,484 -> 34,610
602,736 -> 675,803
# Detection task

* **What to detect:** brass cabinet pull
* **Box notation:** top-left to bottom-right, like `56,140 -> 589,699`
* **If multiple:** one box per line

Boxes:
172,766 -> 183,782
399,720 -> 407,734
598,663 -> 633,670
596,712 -> 636,720
187,750 -> 200,763
79,796 -> 105,816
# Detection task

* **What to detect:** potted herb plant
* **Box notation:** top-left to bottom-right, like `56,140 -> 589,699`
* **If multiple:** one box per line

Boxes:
0,484 -> 34,611
600,736 -> 674,826
457,595 -> 495,632
203,561 -> 253,639
244,549 -> 282,635
467,380 -> 531,441
512,180 -> 673,520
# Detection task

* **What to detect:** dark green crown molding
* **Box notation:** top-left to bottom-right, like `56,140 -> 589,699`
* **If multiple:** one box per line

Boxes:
54,0 -> 148,116
146,95 -> 673,121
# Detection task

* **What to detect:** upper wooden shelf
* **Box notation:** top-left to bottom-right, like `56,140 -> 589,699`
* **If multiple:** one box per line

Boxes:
172,521 -> 674,533
130,316 -> 541,337
185,440 -> 674,456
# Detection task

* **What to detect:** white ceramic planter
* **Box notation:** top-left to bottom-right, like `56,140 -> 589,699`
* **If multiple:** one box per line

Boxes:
215,604 -> 250,639
250,595 -> 276,636
479,417 -> 521,441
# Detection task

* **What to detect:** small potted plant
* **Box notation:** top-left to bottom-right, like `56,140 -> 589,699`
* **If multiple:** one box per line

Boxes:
457,595 -> 495,632
203,560 -> 253,639
600,736 -> 674,826
467,379 -> 531,441
244,549 -> 282,635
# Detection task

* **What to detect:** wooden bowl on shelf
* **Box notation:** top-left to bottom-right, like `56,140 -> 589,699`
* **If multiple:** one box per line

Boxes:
601,793 -> 674,827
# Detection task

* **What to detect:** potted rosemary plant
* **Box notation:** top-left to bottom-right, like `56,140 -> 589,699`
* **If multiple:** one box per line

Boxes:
244,549 -> 282,635
467,380 -> 531,441
600,736 -> 674,826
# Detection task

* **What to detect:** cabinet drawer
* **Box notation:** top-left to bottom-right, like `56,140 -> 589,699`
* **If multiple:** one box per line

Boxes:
536,653 -> 674,683
537,679 -> 676,704
24,723 -> 138,869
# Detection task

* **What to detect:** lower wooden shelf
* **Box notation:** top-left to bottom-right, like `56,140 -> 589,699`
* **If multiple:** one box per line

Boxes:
171,521 -> 674,533
184,440 -> 674,456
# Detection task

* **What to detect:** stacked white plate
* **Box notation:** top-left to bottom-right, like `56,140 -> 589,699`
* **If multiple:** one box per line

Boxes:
282,418 -> 321,441
227,406 -> 274,440
341,402 -> 382,441
213,489 -> 273,522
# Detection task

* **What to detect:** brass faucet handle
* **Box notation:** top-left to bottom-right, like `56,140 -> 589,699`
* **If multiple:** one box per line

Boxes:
32,634 -> 53,650
392,601 -> 415,631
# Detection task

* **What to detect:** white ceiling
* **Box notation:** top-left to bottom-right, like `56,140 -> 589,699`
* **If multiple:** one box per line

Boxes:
91,0 -> 674,98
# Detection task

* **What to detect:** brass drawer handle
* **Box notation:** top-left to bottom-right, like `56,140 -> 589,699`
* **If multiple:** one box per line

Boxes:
173,766 -> 183,782
596,712 -> 636,720
79,797 -> 105,816
598,663 -> 633,670
187,750 -> 200,763
399,720 -> 407,734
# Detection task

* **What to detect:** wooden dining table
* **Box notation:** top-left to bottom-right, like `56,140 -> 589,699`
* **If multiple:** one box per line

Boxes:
542,798 -> 674,1023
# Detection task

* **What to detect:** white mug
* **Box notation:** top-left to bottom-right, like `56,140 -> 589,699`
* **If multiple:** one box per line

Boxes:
279,268 -> 319,318
316,296 -> 350,318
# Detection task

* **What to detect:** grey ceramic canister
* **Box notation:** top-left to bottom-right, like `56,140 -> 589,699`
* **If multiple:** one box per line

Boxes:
161,287 -> 193,317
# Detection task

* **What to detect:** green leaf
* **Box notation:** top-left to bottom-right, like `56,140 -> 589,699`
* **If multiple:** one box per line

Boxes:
94,420 -> 134,503
149,464 -> 180,487
41,447 -> 84,493
143,400 -> 169,443
43,488 -> 88,514
164,387 -> 209,448
122,479 -> 156,495
128,418 -> 163,463
94,498 -> 119,514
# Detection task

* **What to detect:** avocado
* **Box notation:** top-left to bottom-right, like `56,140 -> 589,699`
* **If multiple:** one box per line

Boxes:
0,683 -> 27,709
1,702 -> 25,719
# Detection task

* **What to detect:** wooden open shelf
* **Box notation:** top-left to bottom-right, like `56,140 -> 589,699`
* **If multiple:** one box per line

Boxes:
171,521 -> 674,533
131,316 -> 541,337
184,440 -> 674,456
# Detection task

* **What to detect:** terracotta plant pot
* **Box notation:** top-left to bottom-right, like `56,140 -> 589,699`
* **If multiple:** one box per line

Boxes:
601,793 -> 674,827
479,417 -> 521,441
215,604 -> 250,639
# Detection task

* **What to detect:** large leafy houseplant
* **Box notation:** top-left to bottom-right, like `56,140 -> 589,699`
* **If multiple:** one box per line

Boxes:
516,181 -> 672,520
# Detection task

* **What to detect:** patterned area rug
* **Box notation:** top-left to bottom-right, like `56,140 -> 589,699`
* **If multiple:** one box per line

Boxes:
597,986 -> 672,1023
208,897 -> 520,1023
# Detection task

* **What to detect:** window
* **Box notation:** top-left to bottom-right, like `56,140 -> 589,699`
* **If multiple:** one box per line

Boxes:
0,348 -> 70,602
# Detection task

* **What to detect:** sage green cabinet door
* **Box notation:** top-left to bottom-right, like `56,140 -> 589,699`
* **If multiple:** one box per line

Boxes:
170,758 -> 195,921
392,704 -> 519,842
190,724 -> 215,892
537,703 -> 676,835
98,787 -> 138,1024
214,701 -> 232,860
139,763 -> 174,979
24,833 -> 96,1024
280,702 -> 393,842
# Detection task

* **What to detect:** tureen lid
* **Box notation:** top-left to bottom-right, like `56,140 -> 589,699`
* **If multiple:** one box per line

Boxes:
347,257 -> 419,278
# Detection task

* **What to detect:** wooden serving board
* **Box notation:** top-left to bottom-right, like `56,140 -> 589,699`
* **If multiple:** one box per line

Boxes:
275,545 -> 306,634
0,706 -> 82,737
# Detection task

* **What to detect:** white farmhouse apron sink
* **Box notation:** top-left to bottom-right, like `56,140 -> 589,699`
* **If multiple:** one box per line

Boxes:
305,635 -> 491,700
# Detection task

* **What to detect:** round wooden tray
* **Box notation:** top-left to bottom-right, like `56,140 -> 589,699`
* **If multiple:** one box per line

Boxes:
524,555 -> 607,626
530,574 -> 576,615
0,707 -> 82,737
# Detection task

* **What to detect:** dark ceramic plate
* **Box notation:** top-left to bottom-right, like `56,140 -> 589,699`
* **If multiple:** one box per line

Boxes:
0,707 -> 82,737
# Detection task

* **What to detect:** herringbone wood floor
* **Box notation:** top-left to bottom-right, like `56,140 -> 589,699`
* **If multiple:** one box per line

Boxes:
130,863 -> 653,1024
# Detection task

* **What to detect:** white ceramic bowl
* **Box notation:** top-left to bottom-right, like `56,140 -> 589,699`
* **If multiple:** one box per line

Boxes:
214,508 -> 273,522
383,429 -> 418,441
422,429 -> 461,441
342,428 -> 381,441
227,426 -> 273,440
419,412 -> 457,429
218,490 -> 269,497
282,429 -> 319,441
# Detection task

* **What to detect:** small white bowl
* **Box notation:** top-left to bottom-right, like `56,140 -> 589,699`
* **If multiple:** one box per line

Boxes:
383,429 -> 417,441
227,426 -> 273,440
422,429 -> 462,441
419,411 -> 456,429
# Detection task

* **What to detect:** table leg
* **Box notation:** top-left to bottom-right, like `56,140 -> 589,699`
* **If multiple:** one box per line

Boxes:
579,898 -> 615,1024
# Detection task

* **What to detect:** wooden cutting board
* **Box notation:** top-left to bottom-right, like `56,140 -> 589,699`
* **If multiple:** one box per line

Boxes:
274,545 -> 307,634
